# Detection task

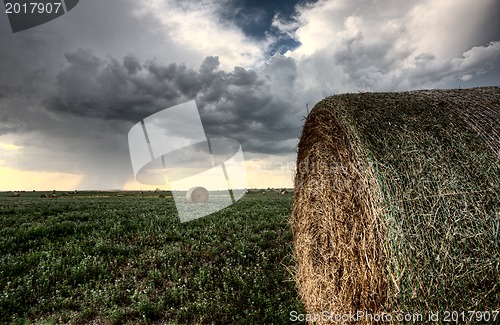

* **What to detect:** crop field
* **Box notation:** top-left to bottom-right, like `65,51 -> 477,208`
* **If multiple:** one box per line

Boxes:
0,191 -> 304,324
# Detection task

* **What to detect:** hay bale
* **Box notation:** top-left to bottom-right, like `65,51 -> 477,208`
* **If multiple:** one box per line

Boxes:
292,87 -> 499,322
186,187 -> 209,203
40,194 -> 48,198
11,192 -> 20,197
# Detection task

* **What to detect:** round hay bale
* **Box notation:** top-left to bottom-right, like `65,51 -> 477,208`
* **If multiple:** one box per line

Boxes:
40,194 -> 48,198
11,192 -> 20,197
186,187 -> 209,203
292,87 -> 499,321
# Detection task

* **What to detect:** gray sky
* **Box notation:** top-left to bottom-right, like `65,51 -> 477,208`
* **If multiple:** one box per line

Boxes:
0,0 -> 499,190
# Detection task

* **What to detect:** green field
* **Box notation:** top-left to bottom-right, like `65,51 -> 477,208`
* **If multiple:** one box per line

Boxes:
0,191 -> 304,324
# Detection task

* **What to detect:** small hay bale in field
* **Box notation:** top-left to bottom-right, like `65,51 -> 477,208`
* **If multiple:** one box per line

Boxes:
11,192 -> 20,197
186,186 -> 209,203
292,87 -> 499,323
49,193 -> 57,198
40,194 -> 48,198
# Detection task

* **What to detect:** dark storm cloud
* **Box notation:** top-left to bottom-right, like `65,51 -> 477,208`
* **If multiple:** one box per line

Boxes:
0,86 -> 9,99
0,0 -> 206,102
43,49 -> 302,155
0,114 -> 21,135
123,55 -> 142,75
3,0 -> 498,191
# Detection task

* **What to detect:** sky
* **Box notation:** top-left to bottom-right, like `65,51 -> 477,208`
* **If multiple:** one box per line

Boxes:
0,0 -> 499,190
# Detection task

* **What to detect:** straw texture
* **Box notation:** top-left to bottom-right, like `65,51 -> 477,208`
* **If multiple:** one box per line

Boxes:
292,87 -> 499,323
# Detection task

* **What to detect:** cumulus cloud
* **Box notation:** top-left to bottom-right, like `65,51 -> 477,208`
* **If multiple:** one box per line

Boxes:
1,0 -> 499,190
45,49 -> 301,131
405,0 -> 499,58
0,49 -> 302,188
134,0 -> 268,70
281,0 -> 500,93
404,42 -> 500,87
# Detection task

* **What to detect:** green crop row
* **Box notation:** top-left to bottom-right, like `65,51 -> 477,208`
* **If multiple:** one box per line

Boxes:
0,193 -> 304,324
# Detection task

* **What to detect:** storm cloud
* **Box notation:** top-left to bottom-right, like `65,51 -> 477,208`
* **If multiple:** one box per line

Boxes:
0,49 -> 302,188
44,49 -> 302,150
0,0 -> 499,190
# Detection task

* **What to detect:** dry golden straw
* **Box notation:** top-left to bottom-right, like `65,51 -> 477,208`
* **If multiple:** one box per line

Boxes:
186,186 -> 209,203
292,87 -> 499,324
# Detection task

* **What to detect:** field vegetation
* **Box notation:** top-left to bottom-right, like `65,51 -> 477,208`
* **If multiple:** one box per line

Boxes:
0,190 -> 304,324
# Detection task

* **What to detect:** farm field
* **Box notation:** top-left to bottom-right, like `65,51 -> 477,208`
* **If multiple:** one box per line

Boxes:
0,191 -> 304,324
